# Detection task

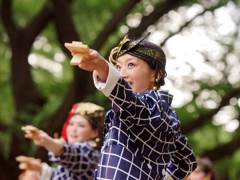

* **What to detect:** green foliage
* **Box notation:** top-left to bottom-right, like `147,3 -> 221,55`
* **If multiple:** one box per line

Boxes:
13,0 -> 47,27
187,123 -> 234,155
0,42 -> 15,124
0,0 -> 240,179
215,150 -> 240,180
71,0 -> 127,44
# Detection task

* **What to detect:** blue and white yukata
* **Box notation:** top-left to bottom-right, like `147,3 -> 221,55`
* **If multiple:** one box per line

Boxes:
39,141 -> 99,180
93,63 -> 197,180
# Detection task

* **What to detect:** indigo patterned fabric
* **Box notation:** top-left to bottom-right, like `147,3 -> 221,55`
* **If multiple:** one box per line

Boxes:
94,78 -> 196,180
49,141 -> 99,180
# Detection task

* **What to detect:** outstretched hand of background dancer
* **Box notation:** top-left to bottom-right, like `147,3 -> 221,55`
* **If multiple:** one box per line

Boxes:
22,125 -> 64,155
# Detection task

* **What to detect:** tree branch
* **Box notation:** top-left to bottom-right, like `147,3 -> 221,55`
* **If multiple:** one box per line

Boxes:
51,0 -> 79,52
22,1 -> 55,46
6,1 -> 56,112
34,0 -> 96,162
182,87 -> 240,134
201,128 -> 240,162
0,0 -> 17,37
102,0 -> 188,58
128,0 -> 188,38
160,1 -> 229,47
92,0 -> 141,50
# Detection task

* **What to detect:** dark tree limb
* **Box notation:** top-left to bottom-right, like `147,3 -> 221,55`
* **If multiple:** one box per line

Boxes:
201,128 -> 240,162
103,0 -> 189,58
182,87 -> 240,134
51,0 -> 79,52
0,0 -> 56,179
160,0 -> 229,46
128,0 -> 188,38
92,0 -> 141,50
1,0 -> 54,112
0,122 -> 8,132
0,0 -> 17,36
34,0 -> 95,162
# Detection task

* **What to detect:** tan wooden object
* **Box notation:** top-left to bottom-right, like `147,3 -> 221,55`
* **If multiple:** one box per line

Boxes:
16,156 -> 41,170
16,156 -> 30,170
21,125 -> 39,136
64,41 -> 90,65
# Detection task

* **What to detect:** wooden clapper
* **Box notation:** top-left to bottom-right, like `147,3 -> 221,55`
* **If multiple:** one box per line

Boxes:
64,41 -> 90,65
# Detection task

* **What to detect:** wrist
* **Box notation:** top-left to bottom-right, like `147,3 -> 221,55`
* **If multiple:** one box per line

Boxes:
46,138 -> 64,155
42,135 -> 52,149
95,59 -> 109,82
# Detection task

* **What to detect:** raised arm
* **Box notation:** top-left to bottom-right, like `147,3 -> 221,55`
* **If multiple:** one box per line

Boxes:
22,125 -> 64,155
16,156 -> 53,180
74,49 -> 109,83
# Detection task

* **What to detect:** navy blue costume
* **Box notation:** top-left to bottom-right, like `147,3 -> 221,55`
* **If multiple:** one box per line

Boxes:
93,64 -> 196,180
46,141 -> 99,180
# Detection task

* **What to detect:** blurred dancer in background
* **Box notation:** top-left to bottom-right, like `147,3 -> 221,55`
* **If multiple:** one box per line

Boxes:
17,102 -> 105,180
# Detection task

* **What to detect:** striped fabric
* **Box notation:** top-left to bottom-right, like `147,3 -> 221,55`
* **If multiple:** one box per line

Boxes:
94,78 -> 196,180
48,141 -> 99,180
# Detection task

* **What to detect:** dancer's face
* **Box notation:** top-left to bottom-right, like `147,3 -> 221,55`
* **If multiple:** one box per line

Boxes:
116,54 -> 155,93
67,115 -> 98,144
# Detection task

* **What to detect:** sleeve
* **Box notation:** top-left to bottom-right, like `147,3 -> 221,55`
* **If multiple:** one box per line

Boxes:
39,163 -> 53,180
166,134 -> 197,179
93,63 -> 161,126
93,62 -> 120,97
163,172 -> 174,180
48,142 -> 99,174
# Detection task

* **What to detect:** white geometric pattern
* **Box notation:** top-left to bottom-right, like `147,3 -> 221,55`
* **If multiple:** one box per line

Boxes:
48,141 -> 99,180
94,78 -> 196,180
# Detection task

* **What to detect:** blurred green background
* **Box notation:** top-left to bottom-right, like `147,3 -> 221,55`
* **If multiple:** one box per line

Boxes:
0,0 -> 239,179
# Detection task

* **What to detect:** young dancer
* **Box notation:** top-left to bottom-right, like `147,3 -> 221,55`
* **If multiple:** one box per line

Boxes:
75,32 -> 197,180
17,102 -> 105,180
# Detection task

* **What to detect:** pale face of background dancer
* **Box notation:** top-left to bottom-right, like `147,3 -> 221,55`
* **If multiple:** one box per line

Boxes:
66,114 -> 98,144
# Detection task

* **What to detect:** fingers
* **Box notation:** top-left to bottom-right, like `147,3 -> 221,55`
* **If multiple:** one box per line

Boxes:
22,126 -> 46,147
19,127 -> 43,171
16,155 -> 30,162
16,156 -> 31,170
21,125 -> 39,138
16,156 -> 41,170
22,125 -> 39,133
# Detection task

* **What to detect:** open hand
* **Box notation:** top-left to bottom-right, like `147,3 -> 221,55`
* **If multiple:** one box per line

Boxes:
77,49 -> 104,71
16,155 -> 42,173
21,125 -> 48,147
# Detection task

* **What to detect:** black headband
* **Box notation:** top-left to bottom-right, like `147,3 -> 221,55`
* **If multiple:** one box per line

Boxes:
109,32 -> 167,88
